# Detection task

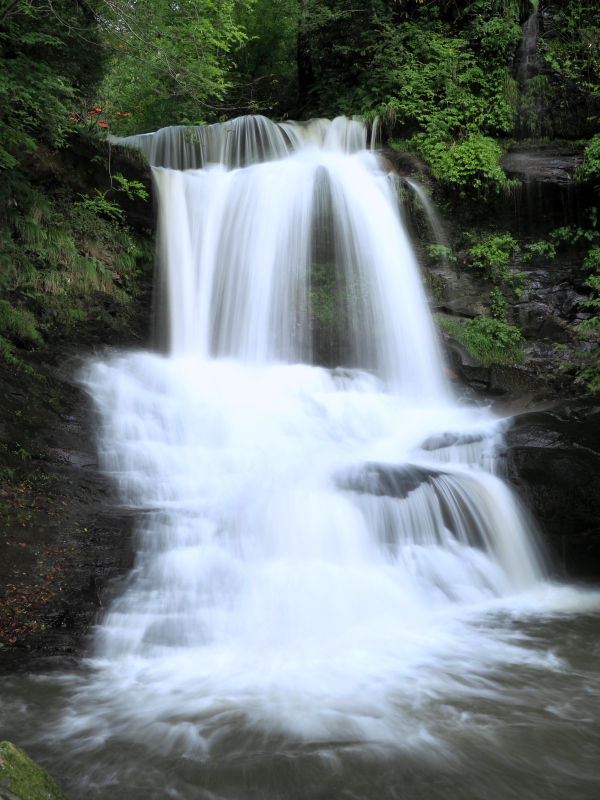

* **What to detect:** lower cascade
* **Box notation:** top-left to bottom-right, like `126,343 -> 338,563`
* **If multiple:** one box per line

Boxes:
29,117 -> 600,792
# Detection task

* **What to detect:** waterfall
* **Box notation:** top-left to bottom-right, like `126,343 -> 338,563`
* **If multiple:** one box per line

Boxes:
109,114 -> 366,170
73,115 -> 549,751
153,149 -> 444,398
513,8 -> 548,138
516,9 -> 540,89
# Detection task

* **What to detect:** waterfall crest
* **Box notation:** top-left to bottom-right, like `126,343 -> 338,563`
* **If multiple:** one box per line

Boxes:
109,114 -> 369,170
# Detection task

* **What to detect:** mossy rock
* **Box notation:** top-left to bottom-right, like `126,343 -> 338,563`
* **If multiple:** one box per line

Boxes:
0,742 -> 66,800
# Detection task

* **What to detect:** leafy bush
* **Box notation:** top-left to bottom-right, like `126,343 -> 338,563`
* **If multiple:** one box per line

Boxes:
577,134 -> 600,187
539,0 -> 600,138
461,232 -> 523,318
575,232 -> 600,391
438,317 -> 524,366
413,133 -> 508,193
466,232 -> 520,283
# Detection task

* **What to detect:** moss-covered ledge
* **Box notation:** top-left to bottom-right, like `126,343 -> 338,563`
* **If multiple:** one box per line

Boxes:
0,742 -> 66,800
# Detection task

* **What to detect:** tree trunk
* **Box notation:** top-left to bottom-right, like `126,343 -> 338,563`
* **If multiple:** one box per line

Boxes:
296,0 -> 314,110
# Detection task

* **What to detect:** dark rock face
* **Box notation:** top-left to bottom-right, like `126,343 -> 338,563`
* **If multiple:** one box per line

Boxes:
506,399 -> 600,578
384,134 -> 597,399
0,348 -> 138,673
0,131 -> 153,672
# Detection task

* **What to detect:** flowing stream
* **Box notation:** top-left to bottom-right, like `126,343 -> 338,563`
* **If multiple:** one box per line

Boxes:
2,116 -> 600,799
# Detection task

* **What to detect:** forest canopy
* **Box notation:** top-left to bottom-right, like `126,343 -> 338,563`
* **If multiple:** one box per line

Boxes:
2,0 -> 600,161
1,0 -> 600,372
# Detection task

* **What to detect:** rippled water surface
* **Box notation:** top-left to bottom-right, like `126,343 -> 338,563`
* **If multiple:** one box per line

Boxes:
1,608 -> 600,799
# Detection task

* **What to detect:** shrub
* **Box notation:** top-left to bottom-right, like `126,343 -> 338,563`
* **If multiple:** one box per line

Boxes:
420,133 -> 507,193
577,134 -> 600,187
438,317 -> 524,366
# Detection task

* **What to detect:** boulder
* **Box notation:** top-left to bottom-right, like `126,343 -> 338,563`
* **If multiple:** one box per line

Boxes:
505,399 -> 600,577
0,742 -> 66,800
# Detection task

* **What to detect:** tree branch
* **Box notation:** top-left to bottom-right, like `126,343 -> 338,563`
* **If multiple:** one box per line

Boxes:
0,0 -> 27,23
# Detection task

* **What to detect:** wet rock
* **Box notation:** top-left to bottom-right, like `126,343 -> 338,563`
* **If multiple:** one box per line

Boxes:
424,134 -> 598,399
506,399 -> 600,577
443,343 -> 551,398
0,343 -> 140,673
430,268 -> 491,318
420,432 -> 484,451
379,147 -> 429,178
500,144 -> 584,184
0,741 -> 67,800
337,463 -> 441,499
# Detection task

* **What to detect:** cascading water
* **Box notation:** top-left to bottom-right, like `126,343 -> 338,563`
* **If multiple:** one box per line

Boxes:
76,111 -> 545,726
4,116 -> 600,800
515,9 -> 539,89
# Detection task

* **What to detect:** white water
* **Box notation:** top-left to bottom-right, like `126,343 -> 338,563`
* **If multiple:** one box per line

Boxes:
69,115 -> 564,757
109,113 -> 367,170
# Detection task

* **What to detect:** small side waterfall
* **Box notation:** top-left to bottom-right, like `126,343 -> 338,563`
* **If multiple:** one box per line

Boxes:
513,7 -> 549,138
71,115 -> 549,754
516,9 -> 540,89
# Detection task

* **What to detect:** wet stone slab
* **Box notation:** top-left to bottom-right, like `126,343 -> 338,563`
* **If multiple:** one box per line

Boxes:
500,144 -> 584,184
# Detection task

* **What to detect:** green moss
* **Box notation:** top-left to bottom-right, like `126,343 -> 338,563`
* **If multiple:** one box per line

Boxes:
438,317 -> 524,366
0,741 -> 66,800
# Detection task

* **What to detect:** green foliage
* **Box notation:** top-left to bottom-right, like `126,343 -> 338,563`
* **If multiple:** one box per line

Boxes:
113,174 -> 149,202
408,134 -> 508,192
460,231 -> 524,319
438,316 -> 525,366
516,75 -> 555,139
490,287 -> 507,320
228,0 -> 298,115
0,170 -> 151,346
76,190 -> 125,223
0,0 -> 107,166
0,300 -> 40,343
75,173 -> 148,222
288,1 -> 524,192
539,0 -> 600,137
466,232 -> 519,281
522,238 -> 558,262
98,0 -> 255,134
428,244 -> 456,263
575,272 -> 600,390
577,134 -> 600,186
309,261 -> 345,327
583,244 -> 600,272
561,207 -> 600,390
